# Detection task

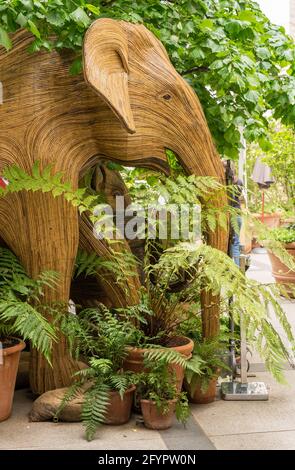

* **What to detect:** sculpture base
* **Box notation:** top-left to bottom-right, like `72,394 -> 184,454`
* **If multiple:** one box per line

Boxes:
221,381 -> 269,401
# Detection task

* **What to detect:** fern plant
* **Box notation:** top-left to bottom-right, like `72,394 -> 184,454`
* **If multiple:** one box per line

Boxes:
74,248 -> 137,292
56,305 -> 138,441
59,303 -> 138,367
0,247 -> 58,362
0,163 -> 139,298
133,358 -> 190,425
54,357 -> 134,441
2,163 -> 294,384
185,337 -> 231,394
150,241 -> 295,383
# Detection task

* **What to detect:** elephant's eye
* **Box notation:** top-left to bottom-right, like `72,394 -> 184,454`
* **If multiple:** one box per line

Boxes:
162,93 -> 172,101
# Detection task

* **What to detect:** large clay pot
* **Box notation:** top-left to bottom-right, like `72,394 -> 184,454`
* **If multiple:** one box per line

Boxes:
140,399 -> 177,430
252,213 -> 281,249
253,213 -> 281,229
104,385 -> 135,425
0,338 -> 25,421
185,377 -> 217,404
268,243 -> 295,295
123,336 -> 194,392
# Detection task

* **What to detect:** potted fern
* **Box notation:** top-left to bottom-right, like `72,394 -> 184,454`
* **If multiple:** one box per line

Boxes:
134,360 -> 190,430
120,287 -> 194,391
0,247 -> 57,421
184,338 -> 230,404
179,314 -> 230,403
55,305 -> 138,440
54,357 -> 135,440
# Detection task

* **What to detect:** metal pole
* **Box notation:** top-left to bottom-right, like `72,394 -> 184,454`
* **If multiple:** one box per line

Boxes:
239,249 -> 248,384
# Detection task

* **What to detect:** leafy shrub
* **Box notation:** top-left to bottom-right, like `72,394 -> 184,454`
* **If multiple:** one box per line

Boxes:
0,247 -> 58,362
271,226 -> 295,244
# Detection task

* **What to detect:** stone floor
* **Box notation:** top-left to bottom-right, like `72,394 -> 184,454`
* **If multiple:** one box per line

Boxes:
1,252 -> 294,450
0,389 -> 214,450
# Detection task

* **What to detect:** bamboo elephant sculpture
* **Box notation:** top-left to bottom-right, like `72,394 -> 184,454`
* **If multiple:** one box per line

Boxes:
0,19 -> 227,395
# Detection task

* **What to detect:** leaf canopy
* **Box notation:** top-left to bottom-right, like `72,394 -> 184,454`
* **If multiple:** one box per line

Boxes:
0,0 -> 294,157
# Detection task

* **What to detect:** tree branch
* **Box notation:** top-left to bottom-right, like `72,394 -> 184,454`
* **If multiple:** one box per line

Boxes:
181,66 -> 209,76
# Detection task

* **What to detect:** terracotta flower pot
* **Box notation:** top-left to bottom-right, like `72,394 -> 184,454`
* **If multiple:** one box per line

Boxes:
252,213 -> 281,249
140,399 -> 177,430
104,385 -> 135,425
253,213 -> 281,229
185,377 -> 217,404
268,243 -> 295,296
0,338 -> 25,422
123,336 -> 194,392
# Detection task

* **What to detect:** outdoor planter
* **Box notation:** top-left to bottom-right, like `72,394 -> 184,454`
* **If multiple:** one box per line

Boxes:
140,399 -> 177,430
184,377 -> 217,404
104,386 -> 136,425
252,213 -> 281,249
253,213 -> 281,229
268,242 -> 295,295
123,336 -> 194,391
0,338 -> 25,422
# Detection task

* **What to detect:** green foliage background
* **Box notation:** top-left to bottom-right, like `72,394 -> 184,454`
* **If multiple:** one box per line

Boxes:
0,0 -> 295,158
247,123 -> 295,214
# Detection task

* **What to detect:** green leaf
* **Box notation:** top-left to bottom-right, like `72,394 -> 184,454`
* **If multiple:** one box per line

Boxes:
210,60 -> 224,70
0,26 -> 12,51
183,20 -> 194,35
32,161 -> 40,178
20,0 -> 33,10
256,47 -> 271,59
258,136 -> 273,151
190,48 -> 205,60
244,90 -> 259,104
47,11 -> 66,27
85,4 -> 100,16
70,7 -> 91,28
28,20 -> 41,39
199,19 -> 214,30
224,126 -> 241,144
16,13 -> 27,28
225,20 -> 242,36
237,10 -> 257,23
205,39 -> 223,53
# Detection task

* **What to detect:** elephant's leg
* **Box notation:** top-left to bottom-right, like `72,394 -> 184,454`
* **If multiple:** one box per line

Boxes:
0,191 -> 80,394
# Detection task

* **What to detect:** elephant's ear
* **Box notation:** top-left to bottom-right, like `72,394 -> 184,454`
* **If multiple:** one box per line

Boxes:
83,18 -> 135,134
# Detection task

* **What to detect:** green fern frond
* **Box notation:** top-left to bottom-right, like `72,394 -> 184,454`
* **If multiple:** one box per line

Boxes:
109,374 -> 130,399
144,348 -> 188,369
54,382 -> 83,422
0,247 -> 27,280
0,299 -> 57,363
81,384 -> 111,441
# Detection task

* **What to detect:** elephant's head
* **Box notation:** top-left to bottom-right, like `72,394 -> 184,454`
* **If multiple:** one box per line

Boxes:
83,19 -> 224,182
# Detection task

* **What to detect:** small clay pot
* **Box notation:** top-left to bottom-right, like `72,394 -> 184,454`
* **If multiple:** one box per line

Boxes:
0,338 -> 26,422
104,385 -> 135,425
140,399 -> 177,430
185,377 -> 217,404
